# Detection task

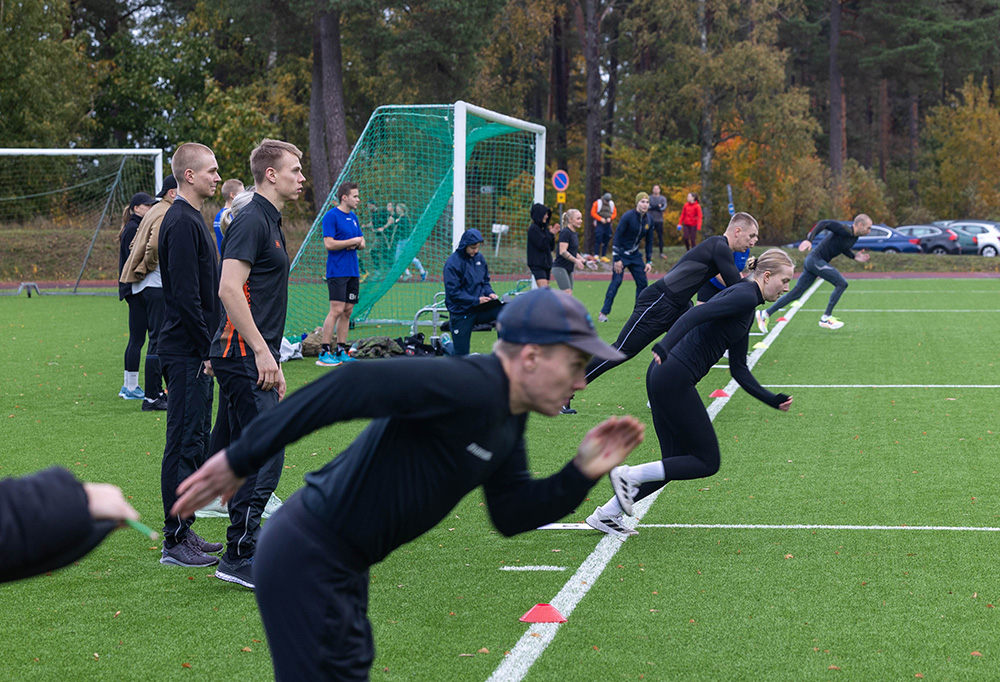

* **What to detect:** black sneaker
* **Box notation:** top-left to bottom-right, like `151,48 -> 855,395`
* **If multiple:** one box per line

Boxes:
216,555 -> 255,589
160,539 -> 220,567
560,405 -> 577,415
185,530 -> 223,554
141,394 -> 167,411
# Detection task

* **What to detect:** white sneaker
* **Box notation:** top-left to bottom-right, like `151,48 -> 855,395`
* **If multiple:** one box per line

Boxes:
755,309 -> 769,334
819,316 -> 844,330
598,312 -> 609,323
262,492 -> 282,519
585,508 -> 638,540
194,497 -> 229,518
608,465 -> 640,516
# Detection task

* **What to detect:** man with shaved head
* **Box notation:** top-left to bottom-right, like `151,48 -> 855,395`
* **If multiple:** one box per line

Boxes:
756,213 -> 872,332
157,142 -> 225,568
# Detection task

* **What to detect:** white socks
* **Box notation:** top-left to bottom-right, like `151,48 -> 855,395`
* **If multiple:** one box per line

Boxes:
125,371 -> 139,391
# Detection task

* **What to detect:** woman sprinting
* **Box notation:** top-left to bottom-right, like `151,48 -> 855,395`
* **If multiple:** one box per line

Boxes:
587,248 -> 795,538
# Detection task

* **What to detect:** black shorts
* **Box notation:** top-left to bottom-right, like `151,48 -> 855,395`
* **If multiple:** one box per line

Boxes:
327,277 -> 359,304
529,267 -> 551,281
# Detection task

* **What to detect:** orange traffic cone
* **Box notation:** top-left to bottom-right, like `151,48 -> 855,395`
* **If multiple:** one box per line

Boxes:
519,603 -> 567,623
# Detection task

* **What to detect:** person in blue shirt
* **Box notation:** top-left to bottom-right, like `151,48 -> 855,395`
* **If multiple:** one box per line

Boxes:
317,182 -> 365,367
598,192 -> 653,322
443,229 -> 499,356
213,179 -> 245,255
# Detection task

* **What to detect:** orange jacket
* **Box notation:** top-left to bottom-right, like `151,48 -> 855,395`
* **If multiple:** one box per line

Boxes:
590,199 -> 617,224
679,201 -> 702,230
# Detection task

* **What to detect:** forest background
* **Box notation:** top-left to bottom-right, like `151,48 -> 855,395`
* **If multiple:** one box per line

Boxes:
3,0 -> 1000,248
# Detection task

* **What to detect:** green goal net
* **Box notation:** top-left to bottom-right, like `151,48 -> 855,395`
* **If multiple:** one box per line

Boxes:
285,102 -> 545,341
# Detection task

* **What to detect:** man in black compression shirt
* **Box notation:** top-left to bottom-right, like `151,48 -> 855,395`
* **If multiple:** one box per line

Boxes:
170,288 -> 645,682
756,214 -> 871,332
588,249 -> 794,539
562,212 -> 759,414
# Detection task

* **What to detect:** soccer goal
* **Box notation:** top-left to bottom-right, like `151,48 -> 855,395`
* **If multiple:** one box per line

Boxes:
0,148 -> 162,293
285,101 -> 545,339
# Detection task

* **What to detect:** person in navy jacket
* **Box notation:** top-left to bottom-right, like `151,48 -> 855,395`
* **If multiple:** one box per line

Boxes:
443,228 -> 500,355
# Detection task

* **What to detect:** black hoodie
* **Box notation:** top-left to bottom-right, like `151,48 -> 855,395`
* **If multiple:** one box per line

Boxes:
526,203 -> 554,271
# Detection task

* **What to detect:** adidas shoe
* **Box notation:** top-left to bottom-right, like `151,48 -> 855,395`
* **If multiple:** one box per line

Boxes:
755,309 -> 770,334
216,554 -> 255,589
195,497 -> 229,519
609,465 -> 640,516
316,350 -> 342,367
261,492 -> 282,519
119,385 -> 144,400
585,508 -> 638,540
819,316 -> 844,330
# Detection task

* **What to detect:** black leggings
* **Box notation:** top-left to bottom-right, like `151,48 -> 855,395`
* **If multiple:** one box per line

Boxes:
584,287 -> 689,385
124,288 -> 164,397
632,358 -> 720,505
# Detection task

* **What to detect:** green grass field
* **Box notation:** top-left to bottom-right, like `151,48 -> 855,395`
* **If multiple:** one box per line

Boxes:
2,276 -> 999,681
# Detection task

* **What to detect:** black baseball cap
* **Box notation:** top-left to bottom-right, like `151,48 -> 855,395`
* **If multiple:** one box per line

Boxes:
156,174 -> 178,198
496,289 -> 625,361
129,192 -> 156,209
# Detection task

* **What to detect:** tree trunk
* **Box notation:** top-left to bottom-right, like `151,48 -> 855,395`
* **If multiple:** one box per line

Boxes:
319,10 -> 350,201
572,0 -> 603,254
602,10 -> 620,179
908,93 -> 919,199
309,19 -> 331,208
550,9 -> 570,168
828,0 -> 843,180
698,0 -> 714,234
878,78 -> 890,182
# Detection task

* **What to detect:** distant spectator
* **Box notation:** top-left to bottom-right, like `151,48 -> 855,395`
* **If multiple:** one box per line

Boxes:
120,175 -> 179,410
552,208 -> 587,296
591,192 -> 617,259
213,179 -> 246,255
526,203 -> 557,287
648,184 -> 667,259
678,192 -> 703,251
598,192 -> 653,322
394,202 -> 427,281
117,191 -> 157,405
443,228 -> 499,356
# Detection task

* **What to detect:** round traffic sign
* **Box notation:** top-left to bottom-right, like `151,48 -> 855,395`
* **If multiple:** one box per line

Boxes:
551,170 -> 569,192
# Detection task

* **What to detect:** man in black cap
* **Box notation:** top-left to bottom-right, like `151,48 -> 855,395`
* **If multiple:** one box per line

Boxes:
171,287 -> 646,682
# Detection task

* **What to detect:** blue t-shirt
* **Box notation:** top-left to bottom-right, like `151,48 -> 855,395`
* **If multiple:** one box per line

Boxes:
213,208 -> 225,255
322,207 -> 362,278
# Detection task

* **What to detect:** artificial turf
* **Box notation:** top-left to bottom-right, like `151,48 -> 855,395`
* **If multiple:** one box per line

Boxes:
1,276 -> 998,681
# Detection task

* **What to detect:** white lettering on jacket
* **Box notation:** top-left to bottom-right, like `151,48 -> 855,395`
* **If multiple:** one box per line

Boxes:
466,442 -> 493,462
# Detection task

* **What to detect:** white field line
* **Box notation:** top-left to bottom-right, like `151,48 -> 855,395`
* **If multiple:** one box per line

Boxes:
799,308 -> 1000,313
485,279 -> 824,682
638,523 -> 1000,532
499,566 -> 568,572
762,384 -> 1000,389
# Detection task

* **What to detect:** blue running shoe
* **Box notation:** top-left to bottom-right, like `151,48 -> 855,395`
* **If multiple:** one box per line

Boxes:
315,350 -> 342,367
337,348 -> 358,363
119,385 -> 144,400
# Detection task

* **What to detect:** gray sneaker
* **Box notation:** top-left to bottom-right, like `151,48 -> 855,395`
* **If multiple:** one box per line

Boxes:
160,538 -> 220,567
215,555 -> 255,589
184,530 -> 223,554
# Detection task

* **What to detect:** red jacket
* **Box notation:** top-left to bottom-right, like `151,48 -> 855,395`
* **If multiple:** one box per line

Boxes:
679,201 -> 702,230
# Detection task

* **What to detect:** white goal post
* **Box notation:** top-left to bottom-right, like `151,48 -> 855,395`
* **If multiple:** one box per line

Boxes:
452,101 -> 546,250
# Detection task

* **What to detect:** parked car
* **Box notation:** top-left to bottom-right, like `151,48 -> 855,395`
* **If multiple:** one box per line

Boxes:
894,224 -> 968,255
948,221 -> 1000,256
973,232 -> 1000,257
784,222 -> 921,253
